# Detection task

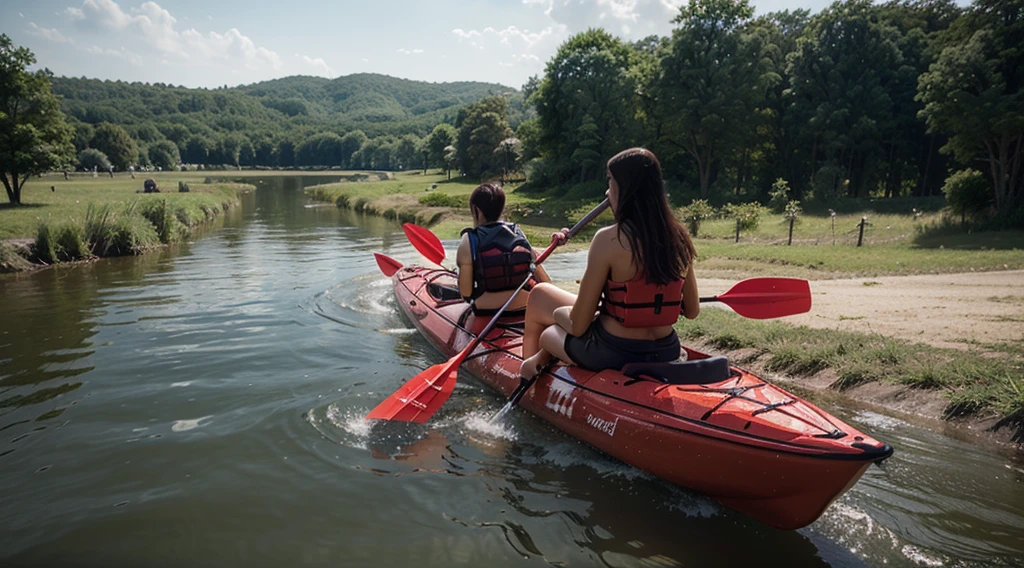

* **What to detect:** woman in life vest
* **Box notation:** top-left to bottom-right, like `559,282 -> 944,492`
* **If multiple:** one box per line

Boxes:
519,148 -> 698,378
457,183 -> 551,317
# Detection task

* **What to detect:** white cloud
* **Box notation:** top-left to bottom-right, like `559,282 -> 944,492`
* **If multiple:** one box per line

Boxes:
27,22 -> 74,44
64,0 -> 282,72
296,53 -> 332,77
86,44 -> 143,66
396,48 -> 424,55
452,25 -> 560,49
523,0 -> 682,39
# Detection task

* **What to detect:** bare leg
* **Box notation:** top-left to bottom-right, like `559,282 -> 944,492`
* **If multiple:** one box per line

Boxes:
520,325 -> 574,378
522,282 -> 576,359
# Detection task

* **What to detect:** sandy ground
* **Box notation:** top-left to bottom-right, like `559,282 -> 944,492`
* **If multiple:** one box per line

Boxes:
701,270 -> 1024,351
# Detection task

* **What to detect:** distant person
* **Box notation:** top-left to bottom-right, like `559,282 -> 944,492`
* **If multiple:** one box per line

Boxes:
109,165 -> 114,178
456,183 -> 551,319
63,169 -> 68,180
129,165 -> 135,179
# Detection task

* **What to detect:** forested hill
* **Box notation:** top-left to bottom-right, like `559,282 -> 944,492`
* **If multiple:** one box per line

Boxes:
51,73 -> 519,139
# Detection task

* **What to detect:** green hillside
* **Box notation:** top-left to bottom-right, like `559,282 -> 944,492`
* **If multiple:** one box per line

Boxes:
52,73 -> 521,140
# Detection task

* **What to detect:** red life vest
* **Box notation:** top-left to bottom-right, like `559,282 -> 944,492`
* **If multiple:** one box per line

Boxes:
600,272 -> 685,328
462,222 -> 533,299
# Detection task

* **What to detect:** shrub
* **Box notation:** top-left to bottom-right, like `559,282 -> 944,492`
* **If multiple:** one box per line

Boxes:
32,222 -> 59,264
941,169 -> 992,223
418,192 -> 467,207
768,178 -> 790,213
78,148 -> 111,172
721,202 -> 767,231
678,199 -> 715,237
140,199 -> 186,244
55,223 -> 91,260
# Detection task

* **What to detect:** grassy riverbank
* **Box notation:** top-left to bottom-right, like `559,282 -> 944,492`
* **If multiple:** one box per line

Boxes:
675,308 -> 1024,443
306,171 -> 1024,278
0,172 -> 256,270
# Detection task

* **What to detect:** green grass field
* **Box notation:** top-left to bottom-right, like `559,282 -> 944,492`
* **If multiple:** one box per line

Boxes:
304,170 -> 1024,278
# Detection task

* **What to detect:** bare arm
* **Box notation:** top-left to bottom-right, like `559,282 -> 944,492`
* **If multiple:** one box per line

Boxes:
456,234 -> 474,299
569,230 -> 611,337
681,263 -> 699,320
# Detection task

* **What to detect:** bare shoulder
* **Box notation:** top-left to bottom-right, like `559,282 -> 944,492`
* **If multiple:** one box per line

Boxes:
456,233 -> 471,262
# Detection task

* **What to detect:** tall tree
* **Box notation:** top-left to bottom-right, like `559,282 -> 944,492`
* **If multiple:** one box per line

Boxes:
91,122 -> 137,170
426,123 -> 456,169
787,0 -> 904,199
455,96 -> 512,177
0,35 -> 73,204
656,0 -> 770,198
530,29 -> 642,184
917,0 -> 1024,215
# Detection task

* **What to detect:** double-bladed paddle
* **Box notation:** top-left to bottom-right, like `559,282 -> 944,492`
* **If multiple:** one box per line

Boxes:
366,199 -> 611,423
402,223 -> 446,266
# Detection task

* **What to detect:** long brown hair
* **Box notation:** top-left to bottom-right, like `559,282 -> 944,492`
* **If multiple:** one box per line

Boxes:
607,148 -> 696,285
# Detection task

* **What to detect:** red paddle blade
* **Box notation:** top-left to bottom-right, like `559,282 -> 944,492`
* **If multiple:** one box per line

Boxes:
402,223 -> 445,266
713,277 -> 811,319
374,252 -> 403,277
365,356 -> 462,422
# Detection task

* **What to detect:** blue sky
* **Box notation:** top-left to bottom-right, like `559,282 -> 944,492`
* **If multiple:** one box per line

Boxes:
1,0 -> 958,90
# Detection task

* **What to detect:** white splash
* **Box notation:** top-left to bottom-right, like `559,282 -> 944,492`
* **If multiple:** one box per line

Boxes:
171,415 -> 213,432
461,410 -> 518,442
900,545 -> 945,567
325,403 -> 372,449
170,381 -> 192,388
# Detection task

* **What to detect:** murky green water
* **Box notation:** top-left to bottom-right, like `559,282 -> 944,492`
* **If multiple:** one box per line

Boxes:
2,176 -> 1022,567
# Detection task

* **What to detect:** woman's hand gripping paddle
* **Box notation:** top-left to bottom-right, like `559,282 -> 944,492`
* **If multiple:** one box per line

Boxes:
366,199 -> 611,423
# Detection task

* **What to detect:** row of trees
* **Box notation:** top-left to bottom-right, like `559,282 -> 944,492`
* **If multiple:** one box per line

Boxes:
519,0 -> 1022,220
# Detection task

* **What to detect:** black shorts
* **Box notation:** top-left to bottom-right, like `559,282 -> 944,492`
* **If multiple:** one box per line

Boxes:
563,319 -> 681,372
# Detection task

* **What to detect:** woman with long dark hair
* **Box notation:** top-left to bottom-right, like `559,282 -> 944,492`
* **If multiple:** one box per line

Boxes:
519,148 -> 699,378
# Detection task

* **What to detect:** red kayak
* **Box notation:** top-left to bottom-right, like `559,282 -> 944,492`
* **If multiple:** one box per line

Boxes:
389,265 -> 893,530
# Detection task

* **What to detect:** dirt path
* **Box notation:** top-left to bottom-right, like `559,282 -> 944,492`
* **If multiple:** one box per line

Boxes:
701,270 -> 1024,351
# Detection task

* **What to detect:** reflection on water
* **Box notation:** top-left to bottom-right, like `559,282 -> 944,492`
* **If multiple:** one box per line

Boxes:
0,175 -> 1021,567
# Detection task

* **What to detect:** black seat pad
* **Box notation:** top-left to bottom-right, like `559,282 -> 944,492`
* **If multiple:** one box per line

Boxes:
621,356 -> 731,385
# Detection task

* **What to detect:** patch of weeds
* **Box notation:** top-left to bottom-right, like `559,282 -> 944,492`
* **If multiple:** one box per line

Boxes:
830,364 -> 882,390
32,222 -> 59,264
765,345 -> 832,376
55,223 -> 91,260
709,332 -> 748,350
838,315 -> 865,321
862,281 -> 882,286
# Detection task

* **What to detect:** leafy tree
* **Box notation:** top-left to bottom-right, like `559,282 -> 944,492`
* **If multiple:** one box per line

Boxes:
426,123 -> 456,168
148,140 -> 180,170
787,0 -> 904,199
0,34 -> 74,204
746,9 -> 811,198
456,96 -> 512,177
443,144 -> 457,180
530,29 -> 642,184
276,138 -> 296,167
941,168 -> 992,223
298,132 -> 344,166
339,131 -> 367,169
183,135 -> 212,164
495,137 -> 523,182
917,0 -> 1024,215
91,122 -> 137,170
394,133 -> 420,171
71,121 -> 94,153
657,0 -> 770,198
77,148 -> 110,172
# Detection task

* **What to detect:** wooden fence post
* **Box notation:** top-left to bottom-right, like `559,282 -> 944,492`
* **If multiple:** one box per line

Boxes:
857,216 -> 867,247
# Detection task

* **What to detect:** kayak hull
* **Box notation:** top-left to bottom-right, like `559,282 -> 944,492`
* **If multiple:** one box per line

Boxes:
390,266 -> 892,530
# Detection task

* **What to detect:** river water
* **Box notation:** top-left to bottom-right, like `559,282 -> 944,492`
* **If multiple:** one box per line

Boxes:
1,176 -> 1022,567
